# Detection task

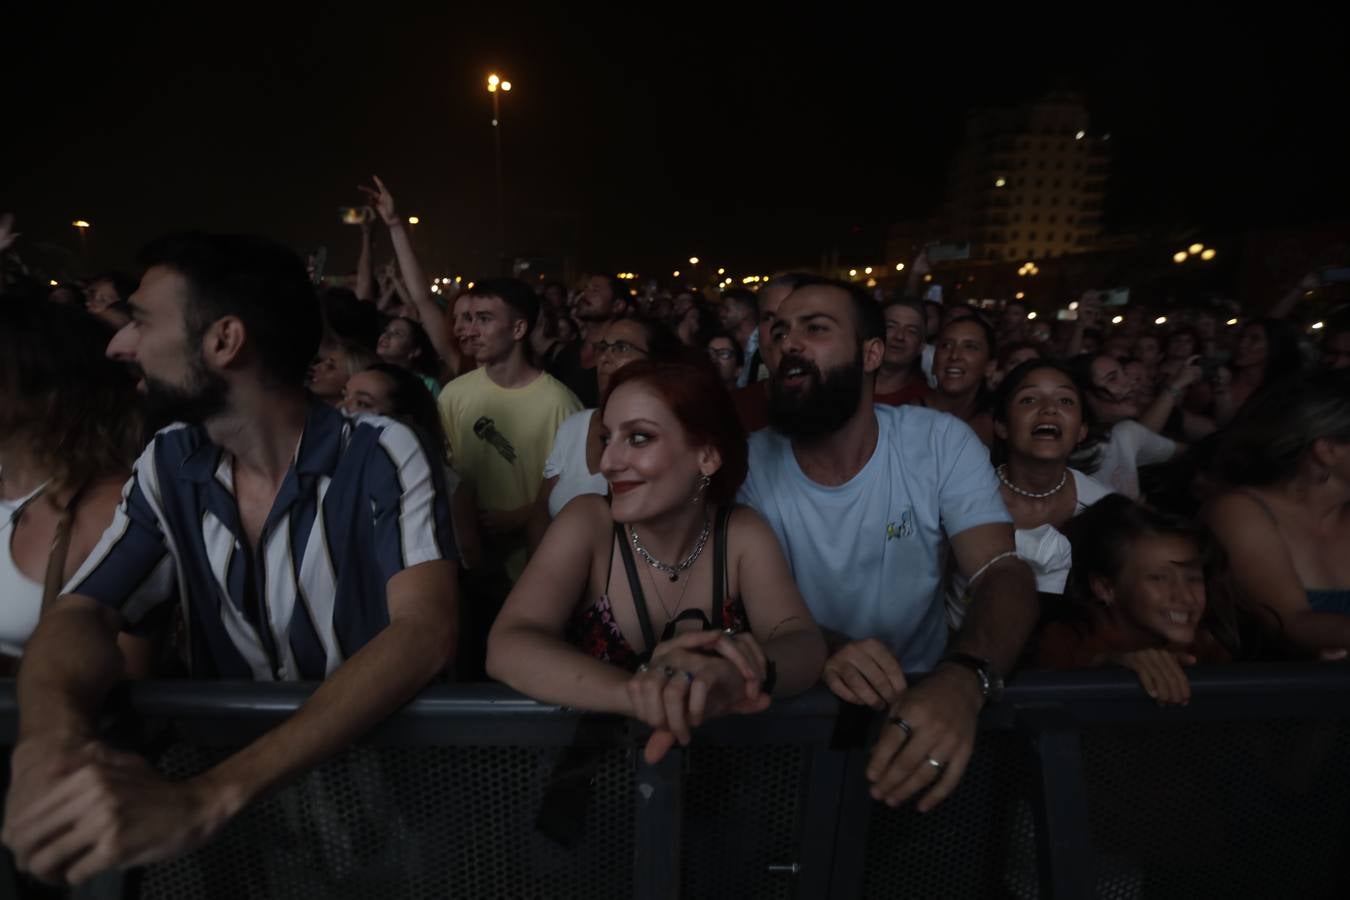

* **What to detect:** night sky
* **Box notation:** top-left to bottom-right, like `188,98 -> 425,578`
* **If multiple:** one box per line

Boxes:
5,9 -> 1348,280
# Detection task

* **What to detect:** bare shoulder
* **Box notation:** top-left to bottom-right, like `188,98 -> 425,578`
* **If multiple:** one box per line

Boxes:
1202,490 -> 1273,536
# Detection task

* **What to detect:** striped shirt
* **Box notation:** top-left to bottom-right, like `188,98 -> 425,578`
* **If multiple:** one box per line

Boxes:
65,401 -> 457,681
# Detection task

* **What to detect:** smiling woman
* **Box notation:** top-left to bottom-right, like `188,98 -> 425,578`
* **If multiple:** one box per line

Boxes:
487,358 -> 825,763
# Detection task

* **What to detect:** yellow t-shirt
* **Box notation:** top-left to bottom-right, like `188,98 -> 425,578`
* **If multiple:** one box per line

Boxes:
437,368 -> 582,579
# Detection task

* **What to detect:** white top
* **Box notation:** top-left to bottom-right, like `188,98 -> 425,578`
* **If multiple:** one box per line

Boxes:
738,405 -> 1011,672
1092,420 -> 1177,500
0,482 -> 49,657
1070,468 -> 1115,512
542,409 -> 609,518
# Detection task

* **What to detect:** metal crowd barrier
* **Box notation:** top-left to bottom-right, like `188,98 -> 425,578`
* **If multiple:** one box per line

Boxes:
3,663 -> 1350,899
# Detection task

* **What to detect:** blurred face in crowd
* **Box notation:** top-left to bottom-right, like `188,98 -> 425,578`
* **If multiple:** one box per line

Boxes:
1124,360 -> 1152,403
1096,533 -> 1206,649
1134,335 -> 1162,368
452,294 -> 476,356
932,320 -> 994,399
340,368 -> 396,416
720,298 -> 753,334
1324,329 -> 1350,371
1232,323 -> 1268,370
600,381 -> 718,526
556,316 -> 578,345
1165,331 -> 1196,362
993,346 -> 1042,391
594,318 -> 651,395
1086,354 -> 1140,424
48,284 -> 83,306
996,366 -> 1086,465
1000,302 -> 1027,333
882,305 -> 925,372
767,285 -> 881,439
942,303 -> 977,328
755,281 -> 795,376
465,294 -> 526,365
577,275 -> 619,322
672,291 -> 696,319
307,345 -> 352,404
706,336 -> 741,388
1103,335 -> 1133,361
1195,312 -> 1217,341
86,278 -> 123,314
106,265 -> 228,423
542,283 -> 567,310
376,318 -> 420,367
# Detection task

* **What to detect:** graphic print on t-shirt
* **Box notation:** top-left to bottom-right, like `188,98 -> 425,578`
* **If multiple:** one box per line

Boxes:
473,416 -> 517,463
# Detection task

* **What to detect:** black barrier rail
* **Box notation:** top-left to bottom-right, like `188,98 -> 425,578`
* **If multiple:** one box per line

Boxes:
4,663 -> 1350,899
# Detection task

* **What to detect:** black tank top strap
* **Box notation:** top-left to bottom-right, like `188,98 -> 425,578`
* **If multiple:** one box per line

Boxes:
615,523 -> 658,654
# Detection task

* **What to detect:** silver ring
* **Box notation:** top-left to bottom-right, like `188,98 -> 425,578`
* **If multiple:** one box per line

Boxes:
888,717 -> 914,739
636,663 -> 649,673
925,756 -> 944,771
662,665 -> 677,679
723,627 -> 738,637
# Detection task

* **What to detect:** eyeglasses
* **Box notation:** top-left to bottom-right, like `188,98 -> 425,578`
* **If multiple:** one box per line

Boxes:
593,340 -> 648,358
707,348 -> 738,362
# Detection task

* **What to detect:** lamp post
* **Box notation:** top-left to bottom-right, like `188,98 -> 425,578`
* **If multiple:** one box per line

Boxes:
487,73 -> 513,273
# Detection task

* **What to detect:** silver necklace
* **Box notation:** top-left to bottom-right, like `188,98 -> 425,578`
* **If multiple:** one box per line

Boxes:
997,464 -> 1067,500
629,515 -> 710,582
641,559 -> 694,622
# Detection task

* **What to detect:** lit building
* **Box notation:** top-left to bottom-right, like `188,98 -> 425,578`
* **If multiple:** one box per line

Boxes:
944,92 -> 1109,263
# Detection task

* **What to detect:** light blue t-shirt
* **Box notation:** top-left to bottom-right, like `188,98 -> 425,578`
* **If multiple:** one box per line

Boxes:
738,405 -> 1010,672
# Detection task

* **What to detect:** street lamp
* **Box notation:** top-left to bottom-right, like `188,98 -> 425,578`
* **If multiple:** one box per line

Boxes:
487,72 -> 513,273
689,256 -> 700,266
72,220 -> 91,255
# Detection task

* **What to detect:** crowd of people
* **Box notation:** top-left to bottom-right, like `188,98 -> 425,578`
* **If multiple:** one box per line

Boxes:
0,194 -> 1348,885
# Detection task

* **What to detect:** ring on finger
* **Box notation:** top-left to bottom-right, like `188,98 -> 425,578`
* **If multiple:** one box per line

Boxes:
888,716 -> 914,739
637,663 -> 650,673
662,665 -> 677,679
924,755 -> 945,772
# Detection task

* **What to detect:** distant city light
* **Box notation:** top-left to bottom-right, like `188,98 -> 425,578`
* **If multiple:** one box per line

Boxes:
455,276 -> 462,283
1068,301 -> 1078,310
717,267 -> 725,275
866,278 -> 877,288
72,220 -> 91,228
895,263 -> 905,272
1201,248 -> 1216,261
689,256 -> 700,265
1188,243 -> 1203,255
995,177 -> 1007,188
500,81 -> 511,92
672,270 -> 680,278
864,266 -> 873,275
1112,315 -> 1124,325
1016,292 -> 1026,300
848,269 -> 857,277
1173,251 -> 1188,264
1075,131 -> 1086,140
408,216 -> 420,225
467,281 -> 474,289
49,279 -> 58,286
1026,311 -> 1037,320
1312,321 -> 1325,330
1155,316 -> 1168,325
488,74 -> 500,87
924,274 -> 933,282
1226,318 -> 1238,326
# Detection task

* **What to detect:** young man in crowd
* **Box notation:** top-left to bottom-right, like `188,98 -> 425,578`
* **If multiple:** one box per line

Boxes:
437,277 -> 580,585
737,276 -> 1038,813
705,330 -> 745,391
3,233 -> 459,885
547,273 -> 628,406
874,299 -> 931,406
719,287 -> 759,388
731,272 -> 812,432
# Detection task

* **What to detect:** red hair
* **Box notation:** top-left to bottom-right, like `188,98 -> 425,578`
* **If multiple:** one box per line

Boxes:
602,357 -> 748,504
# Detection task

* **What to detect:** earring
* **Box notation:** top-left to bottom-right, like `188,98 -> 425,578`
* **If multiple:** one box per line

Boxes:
690,474 -> 711,504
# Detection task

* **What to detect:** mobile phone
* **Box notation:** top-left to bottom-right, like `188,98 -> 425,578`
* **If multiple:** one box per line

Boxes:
339,207 -> 366,226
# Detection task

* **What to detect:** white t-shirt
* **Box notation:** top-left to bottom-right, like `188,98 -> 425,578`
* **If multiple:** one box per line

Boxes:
542,409 -> 608,518
1092,420 -> 1177,500
1070,468 -> 1115,512
738,405 -> 1011,672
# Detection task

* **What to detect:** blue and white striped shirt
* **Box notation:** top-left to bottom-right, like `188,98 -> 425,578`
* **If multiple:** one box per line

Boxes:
65,401 -> 457,681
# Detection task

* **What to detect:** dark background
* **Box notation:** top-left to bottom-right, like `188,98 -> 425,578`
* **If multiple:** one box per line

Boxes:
5,8 -> 1347,279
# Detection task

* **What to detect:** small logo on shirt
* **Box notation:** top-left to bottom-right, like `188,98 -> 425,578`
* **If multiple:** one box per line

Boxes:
885,511 -> 914,541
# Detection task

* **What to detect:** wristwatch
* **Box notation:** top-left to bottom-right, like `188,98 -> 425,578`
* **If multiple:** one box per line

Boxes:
939,652 -> 1004,704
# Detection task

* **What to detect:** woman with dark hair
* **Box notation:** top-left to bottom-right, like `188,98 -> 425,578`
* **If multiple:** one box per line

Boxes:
675,300 -> 722,348
1036,495 -> 1231,706
375,316 -> 440,394
1210,318 -> 1304,426
0,303 -> 151,672
527,316 -> 687,551
341,363 -> 482,572
987,340 -> 1043,392
1204,371 -> 1350,657
946,361 -> 1115,628
921,316 -> 997,448
488,359 -> 825,762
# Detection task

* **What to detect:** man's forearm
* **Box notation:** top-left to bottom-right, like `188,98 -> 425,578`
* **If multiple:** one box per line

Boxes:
951,559 -> 1039,674
17,597 -> 126,741
197,617 -> 453,816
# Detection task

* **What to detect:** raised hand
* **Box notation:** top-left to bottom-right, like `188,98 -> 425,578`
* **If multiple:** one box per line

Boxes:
357,176 -> 400,227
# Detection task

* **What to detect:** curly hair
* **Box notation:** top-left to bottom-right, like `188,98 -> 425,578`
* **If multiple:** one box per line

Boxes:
0,301 -> 145,491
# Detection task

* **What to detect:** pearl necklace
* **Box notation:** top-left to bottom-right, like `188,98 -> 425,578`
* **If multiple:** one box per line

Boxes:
997,464 -> 1067,500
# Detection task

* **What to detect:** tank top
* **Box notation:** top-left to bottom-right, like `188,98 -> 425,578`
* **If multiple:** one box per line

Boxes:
0,480 -> 50,656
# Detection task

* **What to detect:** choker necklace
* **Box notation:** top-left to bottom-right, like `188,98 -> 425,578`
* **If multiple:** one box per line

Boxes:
630,515 -> 710,582
997,464 -> 1067,500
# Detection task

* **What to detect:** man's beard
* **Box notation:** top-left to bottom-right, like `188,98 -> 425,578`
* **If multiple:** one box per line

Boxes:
767,350 -> 865,439
142,352 -> 229,425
